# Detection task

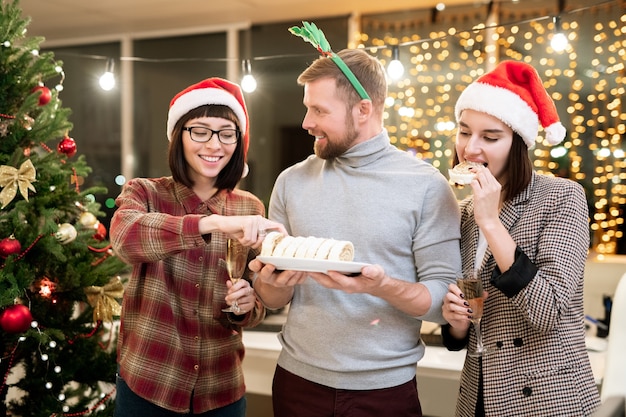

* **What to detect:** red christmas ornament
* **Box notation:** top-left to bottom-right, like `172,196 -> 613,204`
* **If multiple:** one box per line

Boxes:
93,222 -> 107,241
0,235 -> 21,258
57,136 -> 77,157
0,304 -> 33,333
32,85 -> 52,106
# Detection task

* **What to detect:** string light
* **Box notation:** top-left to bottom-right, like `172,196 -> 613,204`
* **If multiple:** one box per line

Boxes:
54,64 -> 65,92
39,277 -> 56,297
47,2 -> 611,93
550,16 -> 569,52
98,58 -> 115,91
387,46 -> 405,81
240,59 -> 257,93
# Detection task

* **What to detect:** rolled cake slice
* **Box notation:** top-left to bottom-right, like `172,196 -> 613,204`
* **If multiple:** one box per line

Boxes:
313,238 -> 336,260
294,236 -> 322,258
327,240 -> 355,261
282,236 -> 306,257
260,231 -> 285,257
271,235 -> 295,257
303,237 -> 327,259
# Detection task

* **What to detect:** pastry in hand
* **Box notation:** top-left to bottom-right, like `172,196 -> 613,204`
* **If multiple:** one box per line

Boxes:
448,161 -> 484,185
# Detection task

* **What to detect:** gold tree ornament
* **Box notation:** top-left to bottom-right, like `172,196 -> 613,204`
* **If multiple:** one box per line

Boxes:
55,223 -> 77,244
84,276 -> 124,322
79,212 -> 98,228
0,159 -> 37,208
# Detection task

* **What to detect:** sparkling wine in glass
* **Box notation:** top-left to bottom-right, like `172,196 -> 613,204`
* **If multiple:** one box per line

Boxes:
457,275 -> 487,357
222,239 -> 247,313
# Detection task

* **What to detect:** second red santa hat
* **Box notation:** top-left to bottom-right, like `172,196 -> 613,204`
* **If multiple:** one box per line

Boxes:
455,60 -> 566,148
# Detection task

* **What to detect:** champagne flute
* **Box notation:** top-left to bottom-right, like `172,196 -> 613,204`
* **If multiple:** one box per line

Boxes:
457,272 -> 487,357
222,239 -> 248,313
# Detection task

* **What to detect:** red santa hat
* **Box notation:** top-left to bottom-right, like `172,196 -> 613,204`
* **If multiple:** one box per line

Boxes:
455,60 -> 566,148
167,77 -> 249,159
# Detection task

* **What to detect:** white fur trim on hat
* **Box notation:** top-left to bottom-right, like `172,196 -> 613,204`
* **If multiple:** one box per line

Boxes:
544,122 -> 567,146
167,88 -> 247,141
455,82 -> 539,148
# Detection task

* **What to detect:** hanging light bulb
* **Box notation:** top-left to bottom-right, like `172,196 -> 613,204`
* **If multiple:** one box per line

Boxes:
241,59 -> 257,93
550,16 -> 568,52
99,58 -> 116,91
54,65 -> 65,92
387,46 -> 404,81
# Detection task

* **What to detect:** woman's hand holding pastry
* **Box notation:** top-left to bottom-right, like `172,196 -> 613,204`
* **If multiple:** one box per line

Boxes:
200,215 -> 287,248
469,166 -> 502,230
235,216 -> 287,248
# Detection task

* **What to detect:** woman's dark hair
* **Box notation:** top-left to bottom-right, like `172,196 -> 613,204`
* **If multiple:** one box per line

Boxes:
168,104 -> 245,191
503,132 -> 533,201
452,131 -> 532,202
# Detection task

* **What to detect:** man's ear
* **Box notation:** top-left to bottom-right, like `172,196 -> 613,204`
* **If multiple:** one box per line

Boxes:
356,99 -> 373,121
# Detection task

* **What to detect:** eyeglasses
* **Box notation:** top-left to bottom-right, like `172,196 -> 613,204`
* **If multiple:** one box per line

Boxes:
182,127 -> 240,144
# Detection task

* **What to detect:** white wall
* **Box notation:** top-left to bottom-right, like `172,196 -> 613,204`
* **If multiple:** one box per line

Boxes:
585,255 -> 626,321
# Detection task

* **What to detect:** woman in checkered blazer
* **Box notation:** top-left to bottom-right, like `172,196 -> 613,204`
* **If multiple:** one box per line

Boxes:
441,61 -> 601,416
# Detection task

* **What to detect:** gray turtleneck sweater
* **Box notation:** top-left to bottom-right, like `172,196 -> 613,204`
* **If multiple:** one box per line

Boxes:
268,129 -> 462,390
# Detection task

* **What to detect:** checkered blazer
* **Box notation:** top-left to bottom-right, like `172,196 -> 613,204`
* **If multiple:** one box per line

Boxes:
454,172 -> 601,416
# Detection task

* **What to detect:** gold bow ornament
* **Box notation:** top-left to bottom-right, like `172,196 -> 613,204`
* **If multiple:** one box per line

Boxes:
84,276 -> 124,322
0,159 -> 37,209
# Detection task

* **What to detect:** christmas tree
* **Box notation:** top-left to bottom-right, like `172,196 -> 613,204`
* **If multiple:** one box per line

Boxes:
0,0 -> 128,415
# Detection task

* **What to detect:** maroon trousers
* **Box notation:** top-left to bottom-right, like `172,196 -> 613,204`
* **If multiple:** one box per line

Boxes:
272,365 -> 423,417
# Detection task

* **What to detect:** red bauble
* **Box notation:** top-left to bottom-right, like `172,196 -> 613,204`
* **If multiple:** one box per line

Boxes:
0,235 -> 21,258
57,136 -> 77,157
93,222 -> 107,241
0,304 -> 33,334
32,85 -> 52,106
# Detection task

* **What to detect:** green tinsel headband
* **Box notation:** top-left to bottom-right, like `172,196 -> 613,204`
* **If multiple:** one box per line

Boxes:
289,21 -> 371,101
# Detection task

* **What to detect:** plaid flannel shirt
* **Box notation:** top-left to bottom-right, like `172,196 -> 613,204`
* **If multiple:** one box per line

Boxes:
110,177 -> 265,413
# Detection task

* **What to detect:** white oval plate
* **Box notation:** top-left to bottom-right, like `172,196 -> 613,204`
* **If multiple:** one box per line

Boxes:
256,256 -> 369,274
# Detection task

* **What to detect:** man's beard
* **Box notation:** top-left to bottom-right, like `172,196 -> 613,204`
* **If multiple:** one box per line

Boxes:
313,115 -> 359,160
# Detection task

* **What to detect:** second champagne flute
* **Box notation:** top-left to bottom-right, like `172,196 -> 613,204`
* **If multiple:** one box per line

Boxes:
222,239 -> 248,313
456,272 -> 488,357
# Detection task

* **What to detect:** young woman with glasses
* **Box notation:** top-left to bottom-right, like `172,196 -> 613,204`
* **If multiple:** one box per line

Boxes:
110,78 -> 286,417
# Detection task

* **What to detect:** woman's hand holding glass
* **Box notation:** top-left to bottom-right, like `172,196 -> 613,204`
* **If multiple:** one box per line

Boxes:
443,273 -> 490,356
223,239 -> 254,314
225,277 -> 256,315
443,282 -> 473,334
